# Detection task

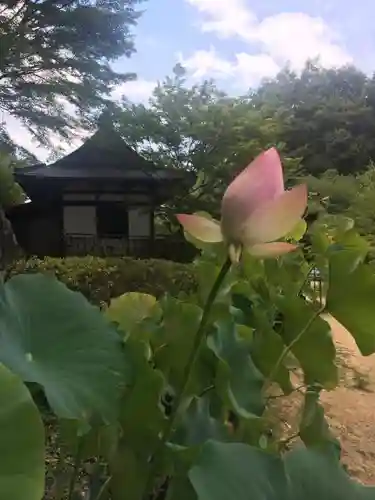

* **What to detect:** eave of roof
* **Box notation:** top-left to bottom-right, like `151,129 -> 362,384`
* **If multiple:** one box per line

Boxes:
15,165 -> 187,182
14,126 -> 190,183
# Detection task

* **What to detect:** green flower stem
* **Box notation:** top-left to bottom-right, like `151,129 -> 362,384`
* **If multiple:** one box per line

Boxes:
263,304 -> 326,395
143,256 -> 232,499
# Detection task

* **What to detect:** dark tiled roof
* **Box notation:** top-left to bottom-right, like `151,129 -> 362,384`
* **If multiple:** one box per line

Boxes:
15,127 -> 187,183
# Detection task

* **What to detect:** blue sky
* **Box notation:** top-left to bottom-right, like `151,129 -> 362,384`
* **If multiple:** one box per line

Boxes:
112,0 -> 375,101
8,0 -> 375,159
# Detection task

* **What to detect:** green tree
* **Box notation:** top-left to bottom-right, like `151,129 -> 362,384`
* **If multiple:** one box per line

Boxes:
253,61 -> 375,175
116,65 -> 300,221
0,154 -> 25,269
0,0 -> 144,152
305,166 -> 375,246
0,126 -> 38,162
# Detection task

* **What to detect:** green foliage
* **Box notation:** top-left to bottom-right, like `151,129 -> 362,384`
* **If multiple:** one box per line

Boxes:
105,291 -> 158,334
3,210 -> 375,499
190,440 -> 288,500
326,241 -> 375,355
190,441 -> 375,500
8,255 -> 198,305
115,62 -> 375,243
116,65 -> 298,222
299,388 -> 337,454
0,273 -> 126,421
0,0 -> 144,152
253,62 -> 375,176
304,168 -> 375,249
0,154 -> 25,271
6,48 -> 375,499
277,296 -> 337,386
0,154 -> 26,208
0,364 -> 44,500
207,318 -> 264,418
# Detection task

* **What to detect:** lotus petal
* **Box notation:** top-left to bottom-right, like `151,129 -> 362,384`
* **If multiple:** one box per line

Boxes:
247,242 -> 298,258
176,214 -> 223,243
221,148 -> 284,240
243,184 -> 307,244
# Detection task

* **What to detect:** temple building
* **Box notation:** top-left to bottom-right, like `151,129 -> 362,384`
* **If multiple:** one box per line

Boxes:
8,125 -> 191,259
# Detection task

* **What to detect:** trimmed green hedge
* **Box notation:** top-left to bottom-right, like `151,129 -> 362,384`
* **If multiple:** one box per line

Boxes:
8,256 -> 197,306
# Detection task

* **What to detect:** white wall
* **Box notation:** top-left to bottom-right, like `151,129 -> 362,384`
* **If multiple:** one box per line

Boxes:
63,206 -> 97,235
128,208 -> 150,238
63,203 -> 153,238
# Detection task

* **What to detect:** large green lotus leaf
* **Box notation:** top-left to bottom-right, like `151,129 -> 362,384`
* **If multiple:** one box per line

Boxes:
285,446 -> 375,500
119,339 -> 166,456
189,441 -> 288,500
106,292 -> 160,339
68,342 -> 165,500
207,319 -> 264,418
232,294 -> 293,394
152,297 -> 216,395
328,228 -> 369,266
171,396 -> 230,449
286,219 -> 307,241
299,388 -> 340,457
0,273 -> 127,421
326,255 -> 375,355
189,441 -> 375,500
59,419 -> 119,464
324,229 -> 369,293
263,252 -> 311,297
251,326 -> 293,395
166,475 -> 198,500
194,257 -> 236,306
277,296 -> 337,387
0,363 -> 44,500
109,444 -> 148,500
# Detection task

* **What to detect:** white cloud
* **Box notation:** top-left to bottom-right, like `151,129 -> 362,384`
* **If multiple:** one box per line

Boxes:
178,47 -> 233,79
234,53 -> 280,85
253,13 -> 352,70
179,47 -> 279,88
187,0 -> 256,40
185,0 -> 353,77
111,78 -> 156,103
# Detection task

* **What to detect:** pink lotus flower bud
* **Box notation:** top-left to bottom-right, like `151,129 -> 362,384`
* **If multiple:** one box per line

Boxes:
177,148 -> 307,261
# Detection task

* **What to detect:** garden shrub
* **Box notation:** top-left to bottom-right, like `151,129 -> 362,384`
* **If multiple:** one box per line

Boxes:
8,255 -> 198,306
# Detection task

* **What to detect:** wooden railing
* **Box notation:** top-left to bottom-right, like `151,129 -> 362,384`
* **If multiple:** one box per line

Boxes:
63,234 -> 196,261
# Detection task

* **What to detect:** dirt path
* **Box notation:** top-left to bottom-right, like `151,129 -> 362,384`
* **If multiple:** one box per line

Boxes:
320,314 -> 375,484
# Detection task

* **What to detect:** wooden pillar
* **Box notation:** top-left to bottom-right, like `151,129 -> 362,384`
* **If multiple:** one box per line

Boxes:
149,188 -> 155,257
58,196 -> 65,257
0,207 -> 22,272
